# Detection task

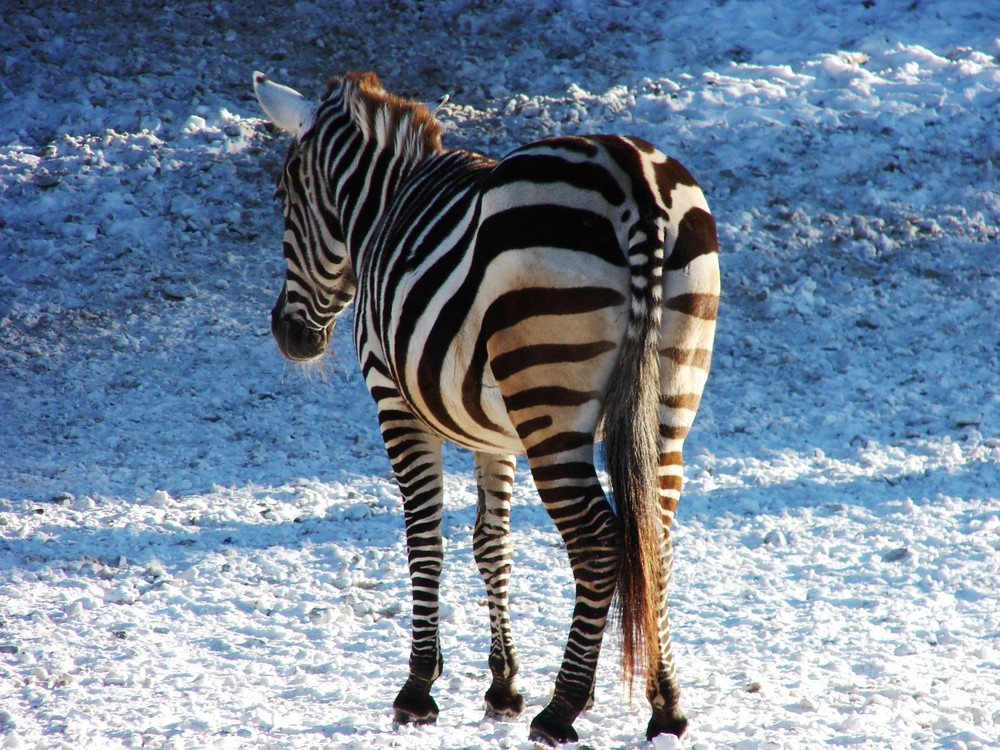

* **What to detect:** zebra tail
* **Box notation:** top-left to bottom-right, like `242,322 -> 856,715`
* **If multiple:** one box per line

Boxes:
601,273 -> 663,689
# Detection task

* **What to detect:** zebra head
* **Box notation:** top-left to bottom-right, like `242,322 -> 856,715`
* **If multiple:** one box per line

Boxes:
254,71 -> 357,362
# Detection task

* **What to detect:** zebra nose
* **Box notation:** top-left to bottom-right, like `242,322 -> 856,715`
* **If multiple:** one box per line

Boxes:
270,302 -> 330,362
273,311 -> 318,361
279,311 -> 303,335
271,290 -> 309,342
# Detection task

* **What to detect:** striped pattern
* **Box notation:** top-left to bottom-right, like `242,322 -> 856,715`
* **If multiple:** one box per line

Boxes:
257,71 -> 719,745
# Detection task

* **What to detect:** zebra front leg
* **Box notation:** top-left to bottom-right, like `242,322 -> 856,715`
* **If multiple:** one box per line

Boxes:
385,425 -> 446,726
472,452 -> 524,719
526,450 -> 619,745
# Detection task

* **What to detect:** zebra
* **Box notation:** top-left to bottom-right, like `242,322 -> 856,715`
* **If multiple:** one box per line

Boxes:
252,70 -> 719,745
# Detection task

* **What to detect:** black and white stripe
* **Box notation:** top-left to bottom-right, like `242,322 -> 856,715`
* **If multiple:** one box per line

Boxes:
254,70 -> 719,745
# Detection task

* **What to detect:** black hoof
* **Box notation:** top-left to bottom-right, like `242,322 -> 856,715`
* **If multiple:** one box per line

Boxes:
392,689 -> 439,726
646,711 -> 688,741
485,684 -> 525,719
392,704 -> 438,726
529,708 -> 578,746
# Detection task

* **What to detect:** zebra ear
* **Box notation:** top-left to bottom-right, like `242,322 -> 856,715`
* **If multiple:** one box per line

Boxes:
427,93 -> 450,117
253,71 -> 314,138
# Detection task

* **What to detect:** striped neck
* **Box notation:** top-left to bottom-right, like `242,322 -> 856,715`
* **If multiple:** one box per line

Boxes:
309,72 -> 445,263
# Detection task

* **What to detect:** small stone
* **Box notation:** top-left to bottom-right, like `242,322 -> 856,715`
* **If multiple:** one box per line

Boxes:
35,171 -> 62,189
763,529 -> 786,547
881,547 -> 912,563
307,607 -> 332,624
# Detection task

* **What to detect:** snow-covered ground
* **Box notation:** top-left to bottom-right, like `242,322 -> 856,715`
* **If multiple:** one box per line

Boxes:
1,1 -> 998,748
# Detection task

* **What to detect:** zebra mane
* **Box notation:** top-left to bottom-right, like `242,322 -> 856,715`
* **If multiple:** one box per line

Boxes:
333,71 -> 443,160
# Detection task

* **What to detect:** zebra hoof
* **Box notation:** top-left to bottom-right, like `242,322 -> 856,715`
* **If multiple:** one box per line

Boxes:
392,691 -> 439,726
392,705 -> 438,727
484,684 -> 525,719
528,709 -> 578,746
646,711 -> 688,741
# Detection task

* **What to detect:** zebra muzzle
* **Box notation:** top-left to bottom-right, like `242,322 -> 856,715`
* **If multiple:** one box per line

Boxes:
271,289 -> 331,362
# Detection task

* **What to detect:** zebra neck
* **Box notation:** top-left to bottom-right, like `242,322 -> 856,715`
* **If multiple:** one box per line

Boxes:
332,143 -> 419,256
316,83 -> 446,261
332,122 -> 441,258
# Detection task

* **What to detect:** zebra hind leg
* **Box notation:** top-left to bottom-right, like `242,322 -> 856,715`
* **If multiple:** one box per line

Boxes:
645,447 -> 691,739
525,447 -> 619,746
473,452 -> 525,719
644,529 -> 687,740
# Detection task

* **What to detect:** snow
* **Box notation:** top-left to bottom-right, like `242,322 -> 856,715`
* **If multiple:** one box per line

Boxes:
1,1 -> 998,748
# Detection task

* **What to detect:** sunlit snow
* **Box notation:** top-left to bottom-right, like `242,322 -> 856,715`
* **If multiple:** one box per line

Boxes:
1,1 -> 997,748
